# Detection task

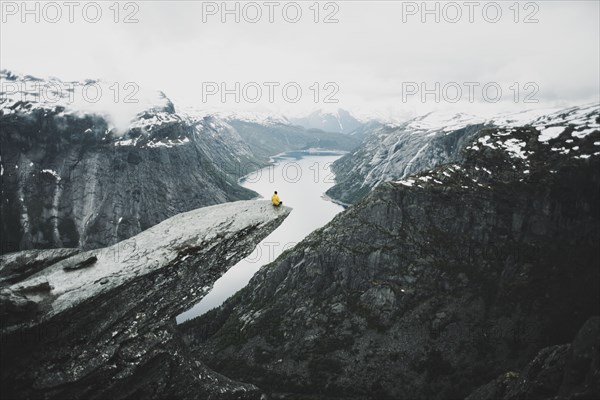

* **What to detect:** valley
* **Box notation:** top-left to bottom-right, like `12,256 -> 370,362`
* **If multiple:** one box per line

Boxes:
177,150 -> 345,322
1,70 -> 599,400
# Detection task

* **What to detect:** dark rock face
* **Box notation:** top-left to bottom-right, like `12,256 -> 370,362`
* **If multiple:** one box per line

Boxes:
467,316 -> 600,400
180,106 -> 600,399
0,201 -> 291,400
0,73 -> 257,253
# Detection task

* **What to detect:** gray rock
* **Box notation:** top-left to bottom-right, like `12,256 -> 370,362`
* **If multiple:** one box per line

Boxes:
0,72 -> 259,253
288,109 -> 364,135
0,200 -> 291,400
180,106 -> 600,399
326,114 -> 485,204
0,248 -> 79,284
62,255 -> 97,271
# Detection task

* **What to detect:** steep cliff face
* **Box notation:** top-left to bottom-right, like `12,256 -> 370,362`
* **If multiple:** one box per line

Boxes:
0,200 -> 291,400
0,72 -> 257,252
187,114 -> 270,180
326,105 -> 599,205
180,105 -> 600,399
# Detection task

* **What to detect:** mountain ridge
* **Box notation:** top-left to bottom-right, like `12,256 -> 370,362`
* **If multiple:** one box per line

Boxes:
326,103 -> 600,204
179,105 -> 600,399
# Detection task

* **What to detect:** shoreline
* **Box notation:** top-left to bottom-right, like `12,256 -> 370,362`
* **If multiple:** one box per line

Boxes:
237,148 -> 348,186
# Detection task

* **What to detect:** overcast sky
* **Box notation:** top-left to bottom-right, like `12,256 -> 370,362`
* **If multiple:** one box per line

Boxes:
1,0 -> 599,120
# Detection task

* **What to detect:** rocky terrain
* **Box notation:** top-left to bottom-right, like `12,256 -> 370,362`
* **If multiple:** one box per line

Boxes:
325,112 -> 487,204
326,106 -> 600,204
0,72 -> 360,253
185,113 -> 269,180
467,316 -> 599,400
180,104 -> 600,399
0,200 -> 291,400
0,71 -> 261,252
3,68 -> 598,399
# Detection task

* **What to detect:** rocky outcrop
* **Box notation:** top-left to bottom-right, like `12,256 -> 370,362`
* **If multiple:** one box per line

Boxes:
466,316 -> 600,400
0,71 -> 257,253
180,105 -> 600,399
0,200 -> 291,400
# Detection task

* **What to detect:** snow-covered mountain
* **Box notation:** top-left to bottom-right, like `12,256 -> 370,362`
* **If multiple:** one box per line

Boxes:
178,107 -> 293,127
0,70 -> 177,134
206,109 -> 362,162
327,104 -> 600,204
289,108 -> 365,134
181,103 -> 600,400
0,71 -> 258,252
0,71 -> 365,252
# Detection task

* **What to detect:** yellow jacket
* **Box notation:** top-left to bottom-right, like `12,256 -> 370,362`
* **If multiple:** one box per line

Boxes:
271,193 -> 281,206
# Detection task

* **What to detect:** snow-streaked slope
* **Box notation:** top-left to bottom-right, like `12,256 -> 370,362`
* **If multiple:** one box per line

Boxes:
216,110 -> 292,127
402,111 -> 485,133
326,112 -> 486,204
178,106 -> 293,127
327,104 -> 600,204
394,105 -> 600,208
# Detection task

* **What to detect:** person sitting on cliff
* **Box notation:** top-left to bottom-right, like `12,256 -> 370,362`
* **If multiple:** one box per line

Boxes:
272,191 -> 282,207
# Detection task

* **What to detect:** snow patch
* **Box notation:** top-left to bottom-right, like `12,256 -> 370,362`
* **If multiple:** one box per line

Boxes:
538,126 -> 564,142
572,128 -> 598,139
397,179 -> 415,187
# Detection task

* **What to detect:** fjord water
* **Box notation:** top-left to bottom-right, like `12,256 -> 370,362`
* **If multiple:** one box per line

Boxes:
176,151 -> 345,323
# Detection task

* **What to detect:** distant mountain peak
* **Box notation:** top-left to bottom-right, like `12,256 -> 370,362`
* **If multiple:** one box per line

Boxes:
289,108 -> 364,134
177,107 -> 292,127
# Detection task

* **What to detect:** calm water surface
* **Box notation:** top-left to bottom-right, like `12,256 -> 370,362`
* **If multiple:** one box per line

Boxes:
176,150 -> 345,323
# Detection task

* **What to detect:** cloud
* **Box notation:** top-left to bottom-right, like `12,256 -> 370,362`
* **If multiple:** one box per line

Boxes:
1,1 -> 598,120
